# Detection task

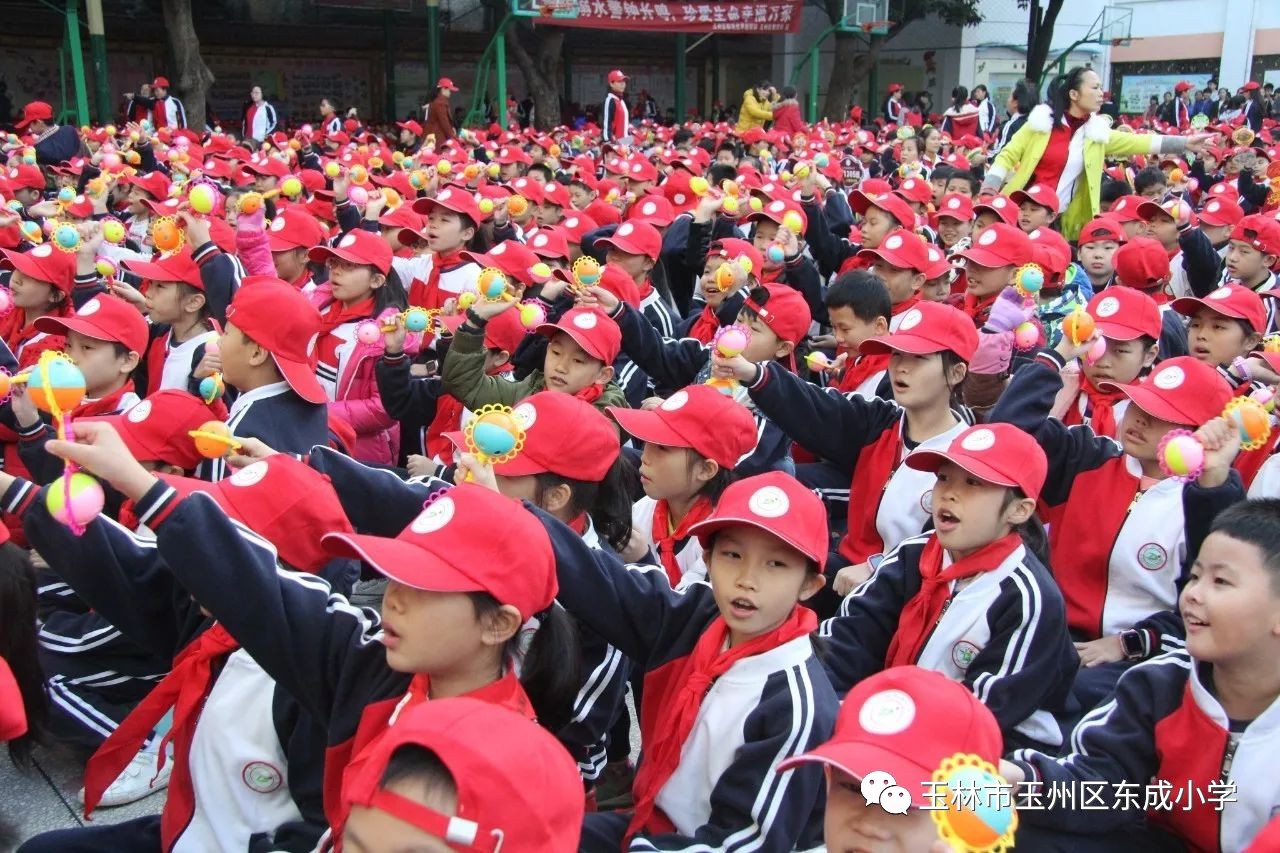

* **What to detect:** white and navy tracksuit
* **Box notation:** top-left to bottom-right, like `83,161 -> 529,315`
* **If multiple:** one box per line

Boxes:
820,534 -> 1077,751
199,382 -> 329,481
14,478 -> 343,853
1010,650 -> 1280,853
539,514 -> 838,851
243,101 -> 279,141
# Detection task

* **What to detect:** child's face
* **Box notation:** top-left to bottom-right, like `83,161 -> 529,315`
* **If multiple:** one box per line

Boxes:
535,203 -> 563,227
858,208 -> 895,250
66,331 -> 133,397
217,322 -> 263,389
638,443 -> 704,502
344,783 -> 457,853
326,258 -> 382,306
568,183 -> 594,210
500,163 -> 522,182
1081,337 -> 1157,386
738,308 -> 790,362
888,352 -> 957,411
379,582 -> 490,675
1199,223 -> 1232,247
1142,215 -> 1179,247
1139,182 -> 1166,200
936,215 -> 971,248
1224,240 -> 1274,285
869,261 -> 923,306
1188,308 -> 1257,367
973,211 -> 1000,236
945,178 -> 971,198
828,305 -> 885,353
964,260 -> 1013,300
1181,532 -> 1280,666
604,247 -> 652,283
753,220 -> 781,267
931,461 -> 1028,559
929,176 -> 947,203
705,525 -> 822,647
126,185 -> 150,216
1117,403 -> 1178,463
8,271 -> 59,312
699,258 -> 734,307
1017,201 -> 1054,233
921,275 -> 951,303
272,247 -> 309,283
144,280 -> 186,325
426,209 -> 473,254
1078,240 -> 1119,279
824,768 -> 940,853
542,331 -> 610,395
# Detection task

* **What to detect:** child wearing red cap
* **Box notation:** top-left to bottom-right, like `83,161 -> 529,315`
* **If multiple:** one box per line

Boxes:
819,422 -> 1076,750
857,227 -> 933,329
936,191 -> 975,256
820,270 -> 893,398
992,344 -> 1245,714
404,188 -> 483,310
677,237 -> 760,343
716,301 -> 978,614
1078,215 -> 1127,293
1012,184 -> 1061,233
1027,226 -> 1094,347
780,666 -> 1006,852
595,220 -> 679,338
340,699 -> 584,850
1223,214 -> 1280,305
1137,197 -> 1222,301
1004,498 -> 1280,852
536,470 -> 838,851
1171,284 -> 1267,380
955,222 -> 1034,326
0,244 -> 74,368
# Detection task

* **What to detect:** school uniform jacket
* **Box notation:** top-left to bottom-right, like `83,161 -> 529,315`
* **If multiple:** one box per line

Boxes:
990,354 -> 1244,649
748,360 -> 969,565
538,510 -> 838,851
1011,650 -> 1280,852
198,382 -> 329,481
15,479 -> 333,852
821,534 -> 1075,749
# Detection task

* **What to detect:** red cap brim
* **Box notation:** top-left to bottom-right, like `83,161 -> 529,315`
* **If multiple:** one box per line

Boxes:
904,448 -> 1022,493
859,333 -> 948,357
607,406 -> 694,451
1098,382 -> 1195,426
32,315 -> 136,351
322,532 -> 482,594
777,741 -> 937,807
273,354 -> 328,404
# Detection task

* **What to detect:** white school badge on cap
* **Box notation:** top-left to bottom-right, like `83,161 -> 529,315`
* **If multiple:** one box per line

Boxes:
31,243 -> 53,258
673,193 -> 687,205
1208,287 -> 1232,300
1153,365 -> 1185,390
617,223 -> 634,237
411,496 -> 455,534
531,234 -> 547,248
565,217 -> 579,229
573,312 -> 598,330
641,201 -> 657,216
747,485 -> 789,518
78,298 -> 102,316
946,197 -> 962,210
884,234 -> 904,250
661,390 -> 689,411
858,689 -> 915,735
270,217 -> 287,232
1207,200 -> 1221,213
230,461 -> 269,488
960,427 -> 996,452
339,233 -> 357,248
898,308 -> 922,330
978,229 -> 998,246
512,401 -> 537,431
491,241 -> 507,255
1095,296 -> 1120,318
126,400 -> 153,423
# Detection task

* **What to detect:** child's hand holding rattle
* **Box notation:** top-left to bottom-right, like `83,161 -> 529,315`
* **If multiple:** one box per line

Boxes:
382,313 -> 408,356
45,421 -> 158,502
710,350 -> 758,385
454,453 -> 499,492
583,285 -> 619,314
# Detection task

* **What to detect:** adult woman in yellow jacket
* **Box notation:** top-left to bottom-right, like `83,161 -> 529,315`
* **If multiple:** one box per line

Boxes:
982,67 -> 1211,241
736,81 -> 777,133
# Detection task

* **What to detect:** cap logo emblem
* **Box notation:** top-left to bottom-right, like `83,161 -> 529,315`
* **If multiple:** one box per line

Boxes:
858,689 -> 916,735
1208,287 -> 1231,300
978,229 -> 998,246
992,197 -> 1007,208
439,189 -> 452,201
1208,201 -> 1220,212
885,234 -> 903,250
126,400 -> 152,423
661,390 -> 689,411
270,217 -> 287,232
572,311 -> 598,330
769,201 -> 785,213
31,243 -> 54,258
565,217 -> 578,228
618,223 -> 634,237
947,198 -> 961,209
642,201 -> 657,215
960,427 -> 996,452
339,234 -> 357,248
410,495 -> 455,534
674,193 -> 687,205
79,298 -> 102,317
746,485 -> 790,518
491,242 -> 507,255
1095,296 -> 1120,318
230,461 -> 269,487
898,308 -> 922,330
512,401 -> 538,431
1153,365 -> 1185,390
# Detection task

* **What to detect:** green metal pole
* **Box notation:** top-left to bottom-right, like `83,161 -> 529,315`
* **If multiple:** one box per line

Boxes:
674,33 -> 686,123
496,27 -> 507,131
711,36 -> 720,117
563,52 -> 572,112
65,0 -> 90,126
426,0 -> 441,91
384,9 -> 396,121
809,46 -> 819,123
85,0 -> 111,123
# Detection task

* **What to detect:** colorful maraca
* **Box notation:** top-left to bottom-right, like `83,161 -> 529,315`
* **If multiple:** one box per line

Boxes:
1013,263 -> 1044,300
477,268 -> 513,302
1224,395 -> 1273,450
101,218 -> 126,244
280,176 -> 304,198
150,216 -> 185,254
805,351 -> 838,372
929,753 -> 1018,853
518,300 -> 547,329
403,307 -> 431,334
0,287 -> 13,318
507,195 -> 529,217
189,420 -> 243,459
56,186 -> 76,205
1060,308 -> 1095,347
20,221 -> 42,244
47,471 -> 105,530
26,354 -> 85,414
572,255 -> 601,289
188,181 -> 219,215
1158,393 -> 1274,481
52,223 -> 81,253
462,405 -> 527,480
706,323 -> 752,394
1013,321 -> 1039,350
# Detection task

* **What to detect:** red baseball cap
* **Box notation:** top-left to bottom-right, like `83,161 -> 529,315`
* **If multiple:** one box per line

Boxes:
1230,214 -> 1280,257
509,177 -> 544,206
686,471 -> 829,569
0,243 -> 76,295
1101,356 -> 1233,427
627,194 -> 675,227
1198,197 -> 1244,229
907,422 -> 1048,502
460,239 -> 542,286
266,209 -> 327,252
535,306 -> 621,364
1108,195 -> 1149,223
412,186 -> 486,226
598,221 -> 661,261
1137,198 -> 1195,229
494,146 -> 533,166
1174,81 -> 1195,94
1027,227 -> 1072,276
708,238 -> 764,284
625,158 -> 659,184
525,227 -> 570,261
435,77 -> 458,91
857,228 -> 930,273
1171,283 -> 1267,333
1112,237 -> 1171,290
608,69 -> 629,84
4,164 -> 46,191
323,484 -> 556,621
1087,287 -> 1162,341
14,101 -> 54,130
894,177 -> 933,206
396,120 -> 424,136
860,301 -> 978,361
1077,217 -> 1127,245
935,193 -> 974,222
341,698 -> 583,850
224,276 -> 327,404
242,156 -> 290,180
955,223 -> 1033,269
123,171 -> 172,200
35,293 -> 148,354
539,181 -> 572,209
152,76 -> 170,88
120,245 -> 203,289
158,455 -> 353,572
972,194 -> 1019,227
95,391 -> 221,471
308,229 -> 393,275
745,283 -> 811,345
777,666 -> 1002,807
559,212 -> 600,245
1010,184 -> 1061,214
851,191 -> 915,230
747,198 -> 808,234
475,392 -> 621,479
922,243 -> 951,280
608,384 -> 757,470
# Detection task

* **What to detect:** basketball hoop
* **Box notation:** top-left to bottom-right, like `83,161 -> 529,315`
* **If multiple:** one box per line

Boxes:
861,19 -> 892,35
537,0 -> 577,17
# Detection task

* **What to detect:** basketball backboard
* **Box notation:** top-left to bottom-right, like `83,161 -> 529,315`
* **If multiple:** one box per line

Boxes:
510,0 -> 579,20
839,0 -> 890,34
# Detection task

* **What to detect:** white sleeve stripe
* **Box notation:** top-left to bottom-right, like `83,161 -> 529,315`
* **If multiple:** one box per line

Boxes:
570,644 -> 625,722
973,565 -> 1041,705
47,676 -> 122,738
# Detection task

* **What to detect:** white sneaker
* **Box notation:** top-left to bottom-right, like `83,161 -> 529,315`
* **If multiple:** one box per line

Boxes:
77,750 -> 172,807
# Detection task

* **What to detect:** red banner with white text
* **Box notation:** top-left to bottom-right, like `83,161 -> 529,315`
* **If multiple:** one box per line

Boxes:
539,0 -> 803,33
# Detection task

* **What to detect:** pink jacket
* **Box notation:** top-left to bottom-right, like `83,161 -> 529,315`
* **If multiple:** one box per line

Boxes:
234,209 -> 276,277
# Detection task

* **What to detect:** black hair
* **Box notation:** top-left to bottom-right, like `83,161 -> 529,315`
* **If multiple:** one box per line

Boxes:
780,85 -> 797,101
1000,488 -> 1051,569
1100,178 -> 1129,206
176,282 -> 210,320
1010,79 -> 1038,115
715,140 -> 741,158
109,341 -> 132,359
930,163 -> 954,184
945,170 -> 978,195
379,744 -> 458,803
687,448 -> 737,502
1133,166 -> 1167,196
1209,500 -> 1280,590
0,543 -> 45,766
532,453 -> 635,552
1046,66 -> 1093,123
373,267 -> 409,315
706,530 -> 821,577
826,270 -> 891,322
950,86 -> 969,112
940,349 -> 969,412
466,592 -> 580,734
756,80 -> 773,93
697,137 -> 718,156
528,163 -> 555,183
707,163 -> 738,186
673,129 -> 694,147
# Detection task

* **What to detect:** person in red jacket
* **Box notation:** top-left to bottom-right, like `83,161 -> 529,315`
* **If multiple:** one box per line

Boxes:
771,86 -> 806,136
421,77 -> 458,151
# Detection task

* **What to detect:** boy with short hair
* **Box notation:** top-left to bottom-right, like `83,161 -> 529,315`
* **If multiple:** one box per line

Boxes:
1137,197 -> 1222,300
1199,197 -> 1245,257
1223,214 -> 1280,307
1011,184 -> 1060,233
823,270 -> 892,398
955,222 -> 1034,326
1077,216 -> 1127,293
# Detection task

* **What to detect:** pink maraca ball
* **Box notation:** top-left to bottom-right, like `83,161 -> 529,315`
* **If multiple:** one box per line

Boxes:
46,472 -> 105,527
356,320 -> 382,345
0,288 -> 14,316
716,326 -> 750,357
205,338 -> 219,357
1084,337 -> 1107,365
101,152 -> 122,170
1013,321 -> 1039,350
1160,433 -> 1204,479
348,186 -> 369,207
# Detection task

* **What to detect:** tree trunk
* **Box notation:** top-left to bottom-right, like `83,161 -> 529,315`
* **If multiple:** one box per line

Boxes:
822,32 -> 882,122
160,0 -> 215,130
1025,0 -> 1065,89
506,26 -> 564,131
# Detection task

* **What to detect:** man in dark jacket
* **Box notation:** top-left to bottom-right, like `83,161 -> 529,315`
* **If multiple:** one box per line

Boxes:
14,101 -> 81,165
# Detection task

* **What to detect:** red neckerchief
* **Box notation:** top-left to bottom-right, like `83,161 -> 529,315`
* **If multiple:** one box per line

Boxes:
687,306 -> 719,344
0,305 -> 70,365
408,249 -> 467,309
626,607 -> 817,842
152,97 -> 170,129
962,291 -> 998,325
761,265 -> 785,284
290,270 -> 313,291
651,496 -> 714,586
836,352 -> 889,393
567,512 -> 589,535
316,297 -> 376,375
423,365 -> 515,458
837,423 -> 903,563
892,294 -> 921,319
884,532 -> 1022,667
83,624 -> 241,845
1069,373 -> 1126,438
837,253 -> 873,276
574,382 -> 605,405
74,381 -> 134,418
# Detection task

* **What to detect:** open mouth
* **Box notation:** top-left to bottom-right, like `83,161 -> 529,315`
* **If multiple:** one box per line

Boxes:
1185,613 -> 1209,629
935,508 -> 959,531
728,598 -> 758,618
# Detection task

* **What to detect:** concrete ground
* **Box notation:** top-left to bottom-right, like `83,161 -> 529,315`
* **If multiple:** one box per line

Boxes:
2,741 -> 164,850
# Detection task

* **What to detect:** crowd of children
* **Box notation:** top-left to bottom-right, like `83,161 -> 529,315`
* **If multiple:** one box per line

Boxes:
2,64 -> 1280,851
